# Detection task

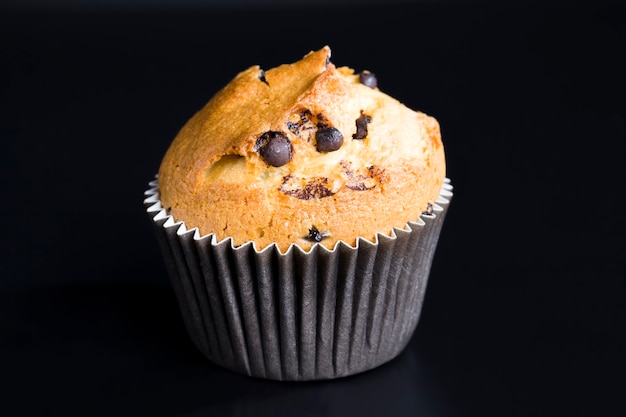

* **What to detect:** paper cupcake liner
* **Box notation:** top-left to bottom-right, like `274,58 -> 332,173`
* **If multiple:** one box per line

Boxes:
144,177 -> 452,381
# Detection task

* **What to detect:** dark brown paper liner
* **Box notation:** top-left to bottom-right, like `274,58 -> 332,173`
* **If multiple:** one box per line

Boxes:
144,177 -> 452,381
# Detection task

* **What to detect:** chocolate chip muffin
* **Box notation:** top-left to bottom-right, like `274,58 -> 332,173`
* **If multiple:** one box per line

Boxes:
145,46 -> 452,380
157,45 -> 446,252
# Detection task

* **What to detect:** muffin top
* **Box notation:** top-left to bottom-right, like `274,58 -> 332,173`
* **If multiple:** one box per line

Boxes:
158,46 -> 446,252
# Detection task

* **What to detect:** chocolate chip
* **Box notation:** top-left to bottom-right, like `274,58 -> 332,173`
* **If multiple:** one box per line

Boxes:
359,71 -> 377,89
316,127 -> 344,152
258,69 -> 269,86
352,112 -> 372,140
255,131 -> 292,167
422,203 -> 434,216
306,226 -> 329,243
307,226 -> 323,242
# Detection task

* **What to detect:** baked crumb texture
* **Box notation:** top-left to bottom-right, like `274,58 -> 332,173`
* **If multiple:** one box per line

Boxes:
158,46 -> 446,252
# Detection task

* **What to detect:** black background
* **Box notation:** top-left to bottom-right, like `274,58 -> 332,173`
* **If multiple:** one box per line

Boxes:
1,2 -> 625,416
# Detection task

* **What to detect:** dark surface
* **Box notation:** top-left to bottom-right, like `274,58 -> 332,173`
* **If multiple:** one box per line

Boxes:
1,3 -> 625,416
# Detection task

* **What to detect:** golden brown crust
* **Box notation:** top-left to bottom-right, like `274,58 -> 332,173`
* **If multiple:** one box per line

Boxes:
158,46 -> 446,252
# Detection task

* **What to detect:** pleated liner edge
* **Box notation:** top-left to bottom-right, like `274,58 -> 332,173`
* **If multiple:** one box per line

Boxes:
143,177 -> 452,381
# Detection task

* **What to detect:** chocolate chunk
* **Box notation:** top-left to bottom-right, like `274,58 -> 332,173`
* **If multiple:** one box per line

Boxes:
280,175 -> 335,200
287,109 -> 314,139
286,121 -> 299,136
422,203 -> 434,216
359,71 -> 377,89
367,165 -> 388,183
352,112 -> 372,140
316,127 -> 344,152
341,160 -> 387,190
255,131 -> 292,167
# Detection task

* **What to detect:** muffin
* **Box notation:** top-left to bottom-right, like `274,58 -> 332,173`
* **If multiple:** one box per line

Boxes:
144,46 -> 452,380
